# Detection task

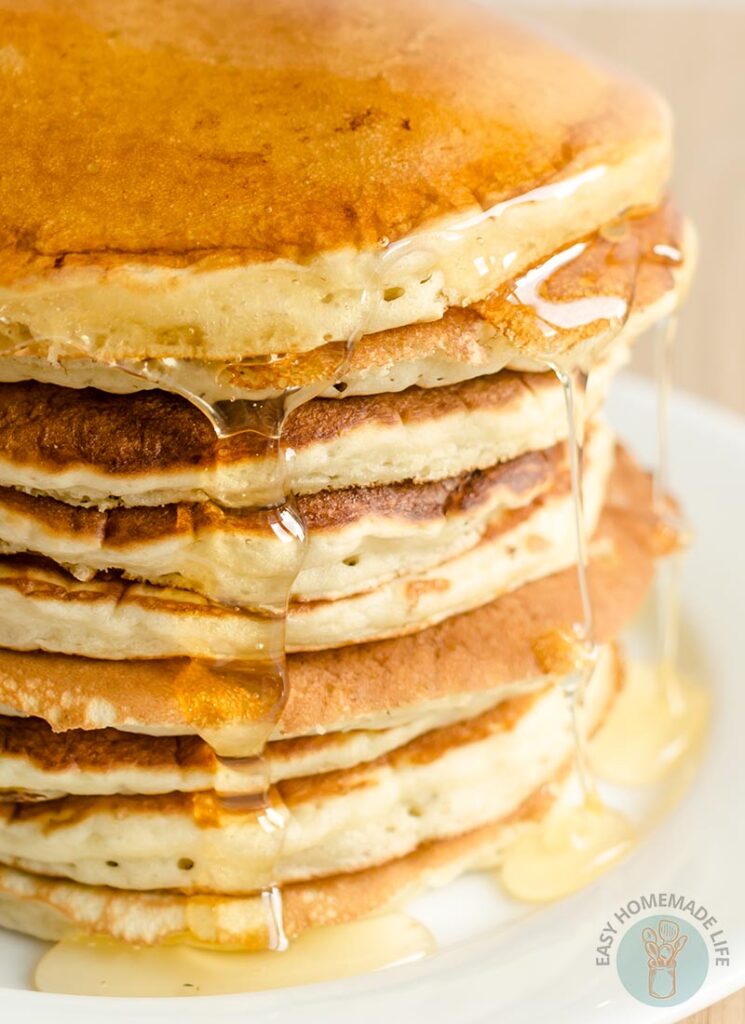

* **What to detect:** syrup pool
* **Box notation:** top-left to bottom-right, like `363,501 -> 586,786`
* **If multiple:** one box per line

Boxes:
34,913 -> 435,997
500,795 -> 635,904
590,660 -> 710,787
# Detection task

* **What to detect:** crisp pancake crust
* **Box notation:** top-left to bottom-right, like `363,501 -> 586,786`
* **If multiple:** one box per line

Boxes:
0,688 -> 512,798
0,0 -> 671,358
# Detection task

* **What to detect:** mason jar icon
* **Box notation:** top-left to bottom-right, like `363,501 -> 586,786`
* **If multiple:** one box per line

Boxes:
642,921 -> 688,1000
649,963 -> 676,999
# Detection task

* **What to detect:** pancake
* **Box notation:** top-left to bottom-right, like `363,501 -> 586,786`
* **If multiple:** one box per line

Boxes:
0,427 -> 572,606
0,427 -> 614,658
0,336 -> 628,508
0,202 -> 691,401
0,0 -> 671,361
0,683 -> 539,800
0,776 -> 565,949
0,647 -> 616,894
0,448 -> 669,742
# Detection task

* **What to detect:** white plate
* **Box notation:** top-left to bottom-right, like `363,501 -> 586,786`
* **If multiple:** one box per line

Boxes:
1,373 -> 743,1024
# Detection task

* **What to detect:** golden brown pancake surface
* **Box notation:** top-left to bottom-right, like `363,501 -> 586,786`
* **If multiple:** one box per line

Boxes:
0,0 -> 667,272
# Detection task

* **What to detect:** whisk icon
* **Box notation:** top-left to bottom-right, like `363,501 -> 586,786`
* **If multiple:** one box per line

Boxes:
642,919 -> 689,999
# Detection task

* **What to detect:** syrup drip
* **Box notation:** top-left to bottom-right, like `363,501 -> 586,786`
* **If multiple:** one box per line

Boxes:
649,314 -> 690,677
652,315 -> 677,510
179,387 -> 356,941
74,351 -> 361,946
33,913 -> 435,997
173,284 -> 378,946
499,364 -> 635,903
138,382 -> 302,950
496,238 -> 696,903
548,365 -> 597,800
590,314 -> 710,785
449,196 -> 634,900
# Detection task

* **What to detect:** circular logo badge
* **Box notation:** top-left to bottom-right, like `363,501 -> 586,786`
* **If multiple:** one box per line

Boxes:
616,914 -> 709,1007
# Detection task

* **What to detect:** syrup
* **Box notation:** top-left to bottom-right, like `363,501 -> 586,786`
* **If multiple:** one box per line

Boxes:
156,390 -> 298,947
458,195 -> 637,901
34,913 -> 435,997
590,314 -> 709,786
500,364 -> 637,902
546,364 -> 599,801
500,795 -> 635,903
60,359 -> 347,946
590,660 -> 709,786
498,239 -> 695,904
163,287 -> 376,945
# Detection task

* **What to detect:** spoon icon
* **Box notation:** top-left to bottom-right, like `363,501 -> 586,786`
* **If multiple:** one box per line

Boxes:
658,942 -> 675,963
645,940 -> 661,962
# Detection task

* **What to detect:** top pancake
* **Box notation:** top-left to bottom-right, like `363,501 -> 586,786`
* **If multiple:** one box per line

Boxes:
0,0 -> 671,360
0,202 -> 692,400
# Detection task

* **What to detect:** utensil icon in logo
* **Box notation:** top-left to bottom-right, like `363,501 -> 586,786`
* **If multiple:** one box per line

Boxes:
641,919 -> 689,999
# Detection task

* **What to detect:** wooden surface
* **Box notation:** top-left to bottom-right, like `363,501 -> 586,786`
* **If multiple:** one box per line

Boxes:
683,995 -> 745,1024
684,990 -> 745,1024
513,6 -> 744,1021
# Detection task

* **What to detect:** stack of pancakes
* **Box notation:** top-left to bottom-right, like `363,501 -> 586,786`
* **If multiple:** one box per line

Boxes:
0,0 -> 691,950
